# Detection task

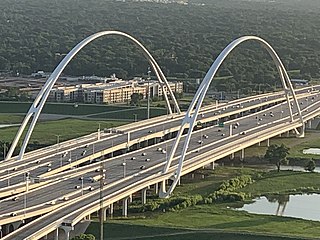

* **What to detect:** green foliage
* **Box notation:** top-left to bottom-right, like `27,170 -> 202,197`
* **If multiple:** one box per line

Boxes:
0,0 -> 320,91
130,93 -> 144,106
208,175 -> 254,203
265,144 -> 290,172
305,159 -> 316,172
71,233 -> 95,240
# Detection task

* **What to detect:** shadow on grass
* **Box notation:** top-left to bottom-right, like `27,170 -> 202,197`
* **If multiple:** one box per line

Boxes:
86,222 -> 305,240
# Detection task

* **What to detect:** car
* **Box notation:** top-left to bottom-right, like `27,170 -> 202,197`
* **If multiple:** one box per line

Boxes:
89,186 -> 94,191
162,149 -> 167,154
201,113 -> 205,117
47,163 -> 52,167
47,168 -> 52,172
233,125 -> 238,129
221,133 -> 225,136
36,160 -> 41,164
148,130 -> 153,133
67,158 -> 72,162
270,113 -> 274,117
240,131 -> 246,135
12,167 -> 17,171
95,168 -> 100,172
235,122 -> 240,126
141,152 -> 146,156
85,144 -> 89,148
145,158 -> 151,162
263,113 -> 266,116
259,118 -> 263,121
81,150 -> 87,156
157,147 -> 162,151
300,102 -> 303,105
198,140 -> 203,144
131,157 -> 136,160
78,176 -> 84,180
12,196 -> 19,201
49,201 -> 56,205
203,134 -> 208,139
140,165 -> 146,170
62,152 -> 68,157
218,129 -> 221,132
63,196 -> 69,201
10,213 -> 17,217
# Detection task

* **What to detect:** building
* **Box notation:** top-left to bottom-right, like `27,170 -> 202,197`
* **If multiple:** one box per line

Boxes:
49,79 -> 183,104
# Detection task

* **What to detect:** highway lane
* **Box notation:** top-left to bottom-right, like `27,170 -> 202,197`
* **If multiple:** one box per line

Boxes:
6,96 -> 320,240
1,90 -> 319,226
0,87 -> 317,192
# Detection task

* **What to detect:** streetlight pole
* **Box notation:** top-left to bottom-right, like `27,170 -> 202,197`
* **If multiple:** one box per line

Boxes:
3,142 -> 7,160
54,134 -> 61,150
122,161 -> 126,178
24,172 -> 30,217
133,114 -> 138,122
147,66 -> 151,119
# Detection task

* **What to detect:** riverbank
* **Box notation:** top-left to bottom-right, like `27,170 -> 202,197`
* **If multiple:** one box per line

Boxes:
86,167 -> 320,239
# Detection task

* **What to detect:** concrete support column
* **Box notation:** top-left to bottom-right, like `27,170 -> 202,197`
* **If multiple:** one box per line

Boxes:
240,149 -> 245,160
44,234 -> 48,239
308,120 -> 312,129
0,225 -> 2,238
129,194 -> 133,203
102,207 -> 108,221
266,138 -> 270,147
154,182 -> 159,194
160,180 -> 166,196
61,226 -> 73,240
177,178 -> 181,186
122,197 -> 129,217
229,124 -> 233,136
141,188 -> 147,205
286,131 -> 290,137
54,228 -> 59,240
108,203 -> 114,216
210,162 -> 215,170
230,152 -> 235,160
258,142 -> 261,146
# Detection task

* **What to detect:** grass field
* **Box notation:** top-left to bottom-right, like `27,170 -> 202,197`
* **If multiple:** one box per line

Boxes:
0,119 -> 128,144
0,114 -> 24,124
244,131 -> 320,160
86,168 -> 320,239
0,101 -> 166,119
86,222 -> 304,240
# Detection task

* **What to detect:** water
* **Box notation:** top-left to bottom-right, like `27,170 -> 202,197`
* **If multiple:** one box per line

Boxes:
303,148 -> 320,155
276,165 -> 320,173
238,194 -> 320,221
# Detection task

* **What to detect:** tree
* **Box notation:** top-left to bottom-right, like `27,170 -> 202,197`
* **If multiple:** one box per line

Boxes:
130,93 -> 143,106
264,144 -> 290,172
71,234 -> 95,240
305,159 -> 316,172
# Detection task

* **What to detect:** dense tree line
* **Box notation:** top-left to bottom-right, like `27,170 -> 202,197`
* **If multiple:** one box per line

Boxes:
0,0 -> 319,93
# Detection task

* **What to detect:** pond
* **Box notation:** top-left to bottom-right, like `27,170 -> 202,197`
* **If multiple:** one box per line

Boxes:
238,194 -> 320,222
303,148 -> 320,155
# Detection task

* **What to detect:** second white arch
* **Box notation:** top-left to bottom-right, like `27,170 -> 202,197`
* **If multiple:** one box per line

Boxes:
159,35 -> 305,198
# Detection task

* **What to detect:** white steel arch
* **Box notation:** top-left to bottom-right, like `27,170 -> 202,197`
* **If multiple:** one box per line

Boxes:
159,36 -> 305,198
6,30 -> 181,161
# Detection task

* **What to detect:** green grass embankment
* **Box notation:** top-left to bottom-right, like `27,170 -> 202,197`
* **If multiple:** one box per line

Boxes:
86,167 -> 320,239
0,119 -> 128,144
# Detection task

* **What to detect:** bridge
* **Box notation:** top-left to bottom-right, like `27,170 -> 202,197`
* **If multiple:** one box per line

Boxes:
0,31 -> 318,240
